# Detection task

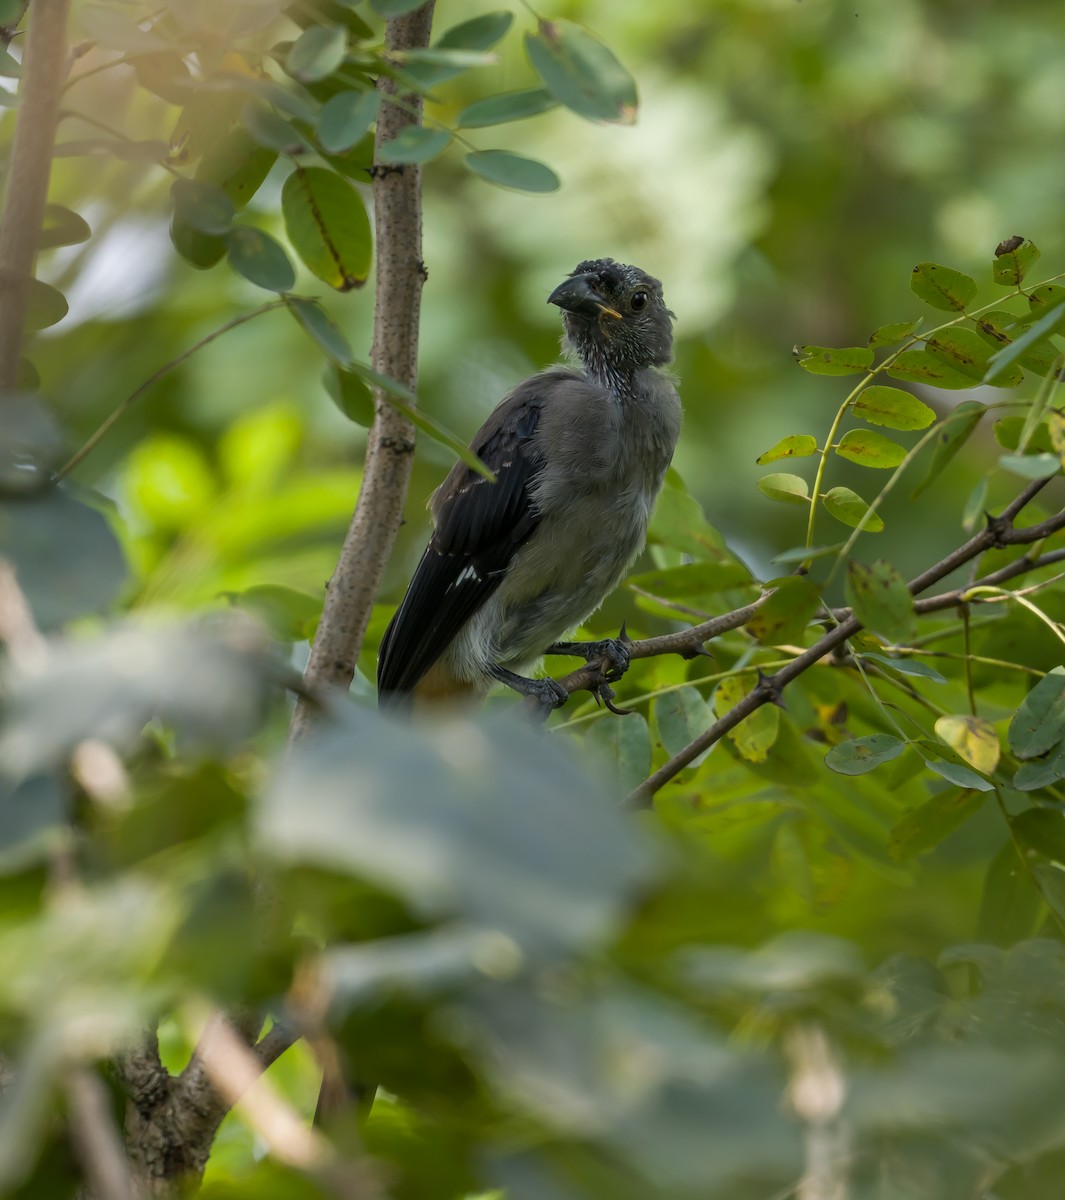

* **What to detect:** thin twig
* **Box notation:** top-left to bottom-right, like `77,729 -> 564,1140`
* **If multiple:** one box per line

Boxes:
66,1068 -> 140,1200
0,0 -> 71,387
288,0 -> 435,741
626,488 -> 1065,807
58,300 -> 289,478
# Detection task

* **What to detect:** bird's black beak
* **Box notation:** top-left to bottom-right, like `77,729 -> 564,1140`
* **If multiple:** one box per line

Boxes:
547,273 -> 622,320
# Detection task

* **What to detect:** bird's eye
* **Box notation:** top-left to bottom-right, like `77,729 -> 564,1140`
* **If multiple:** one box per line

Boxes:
630,291 -> 648,311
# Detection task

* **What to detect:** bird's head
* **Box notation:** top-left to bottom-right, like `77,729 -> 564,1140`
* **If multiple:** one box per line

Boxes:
548,258 -> 674,371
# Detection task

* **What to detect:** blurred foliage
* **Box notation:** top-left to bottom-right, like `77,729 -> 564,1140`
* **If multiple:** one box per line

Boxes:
2,0 -> 1065,1198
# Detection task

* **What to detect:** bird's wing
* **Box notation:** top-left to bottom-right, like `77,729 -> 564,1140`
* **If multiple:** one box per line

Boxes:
377,379 -> 553,699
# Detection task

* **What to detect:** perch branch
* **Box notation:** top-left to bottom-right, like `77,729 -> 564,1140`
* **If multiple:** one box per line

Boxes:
289,1 -> 436,744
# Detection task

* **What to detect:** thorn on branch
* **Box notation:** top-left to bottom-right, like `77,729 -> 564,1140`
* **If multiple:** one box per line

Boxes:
984,510 -> 1012,547
369,163 -> 406,179
756,668 -> 786,708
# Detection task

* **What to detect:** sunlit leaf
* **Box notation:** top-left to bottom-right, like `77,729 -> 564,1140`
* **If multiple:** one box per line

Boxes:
851,385 -> 935,431
225,226 -> 295,292
825,734 -> 906,776
934,715 -> 1000,775
757,472 -> 809,504
755,434 -> 818,464
910,401 -> 985,499
992,236 -> 1040,287
868,320 -> 920,347
835,429 -> 907,469
910,262 -> 977,312
1008,668 -> 1065,759
281,167 -> 372,290
821,486 -> 884,531
713,675 -> 779,763
794,345 -> 874,376
524,19 -> 637,124
845,559 -> 915,643
465,150 -> 560,193
457,88 -> 557,128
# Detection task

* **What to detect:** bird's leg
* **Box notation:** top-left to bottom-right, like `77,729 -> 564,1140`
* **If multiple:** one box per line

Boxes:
488,663 -> 569,716
547,624 -> 633,683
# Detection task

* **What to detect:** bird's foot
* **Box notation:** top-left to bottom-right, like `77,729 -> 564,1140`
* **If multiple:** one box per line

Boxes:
548,625 -> 634,683
489,663 -> 569,719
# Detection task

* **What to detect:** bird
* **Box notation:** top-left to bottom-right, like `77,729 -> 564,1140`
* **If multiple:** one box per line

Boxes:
376,258 -> 681,712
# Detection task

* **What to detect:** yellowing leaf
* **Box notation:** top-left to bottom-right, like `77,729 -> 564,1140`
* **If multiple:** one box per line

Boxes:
756,434 -> 819,464
714,674 -> 779,763
934,714 -> 1001,775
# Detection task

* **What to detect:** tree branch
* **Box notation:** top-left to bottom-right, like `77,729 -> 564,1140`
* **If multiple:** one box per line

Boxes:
0,0 -> 70,388
289,1 -> 436,744
626,484 -> 1065,807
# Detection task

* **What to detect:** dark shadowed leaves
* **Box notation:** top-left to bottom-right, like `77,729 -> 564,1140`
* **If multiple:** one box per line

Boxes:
978,842 -> 1043,944
845,560 -> 915,643
37,205 -> 90,250
226,227 -> 296,292
24,280 -> 67,332
888,788 -> 985,861
1012,808 -> 1065,866
259,710 -> 657,951
525,19 -> 637,124
1008,668 -> 1065,759
465,151 -> 560,193
910,262 -> 977,312
825,734 -> 906,776
281,167 -> 371,290
910,401 -> 985,498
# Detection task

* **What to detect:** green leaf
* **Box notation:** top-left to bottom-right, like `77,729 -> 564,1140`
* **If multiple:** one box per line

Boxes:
845,559 -> 915,643
821,486 -> 884,531
793,345 -> 874,376
927,759 -> 994,791
1012,807 -> 1065,866
225,226 -> 295,292
370,0 -> 429,14
323,363 -> 374,426
170,215 -> 226,270
628,561 -> 752,600
317,90 -> 380,153
457,88 -> 557,128
861,653 -> 947,683
288,297 -> 354,366
436,11 -> 513,50
1008,668 -> 1065,759
713,675 -> 779,763
888,788 -> 985,860
868,320 -> 920,347
24,280 -> 67,331
378,126 -> 451,164
37,204 -> 90,250
910,400 -> 985,499
976,310 -> 1061,375
647,471 -> 730,560
1013,746 -> 1065,792
745,577 -> 822,645
226,584 -> 322,642
998,452 -> 1061,479
984,302 -> 1065,384
934,714 -> 1001,775
886,349 -> 975,389
825,734 -> 906,776
757,472 -> 809,504
851,385 -> 935,431
170,179 -> 234,236
992,236 -> 1040,286
286,23 -> 347,82
755,434 -> 818,464
961,475 -> 989,531
464,150 -> 559,193
654,687 -> 711,761
910,261 -> 978,312
771,542 -> 845,565
926,327 -> 1018,385
586,712 -> 652,794
524,19 -> 638,125
347,363 -> 495,480
1028,283 -> 1065,316
281,167 -> 371,291
978,842 -> 1043,944
835,429 -> 907,469
242,105 -> 313,154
